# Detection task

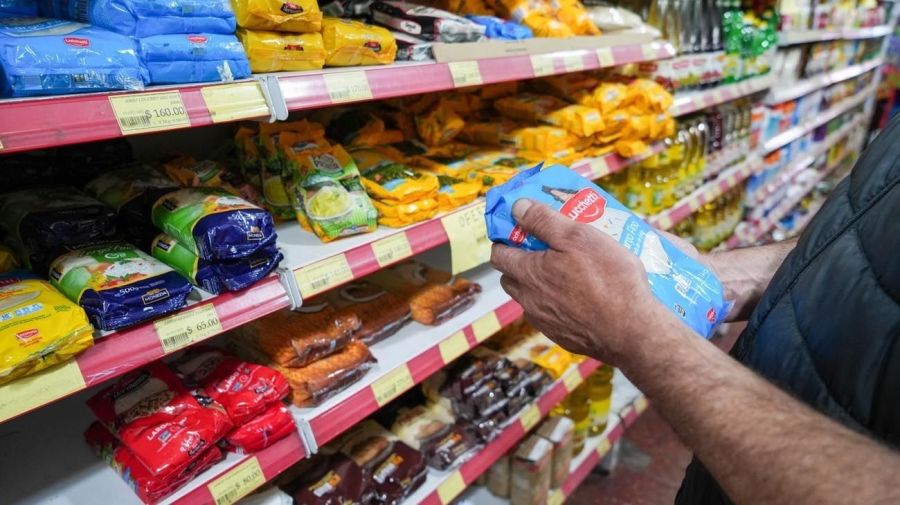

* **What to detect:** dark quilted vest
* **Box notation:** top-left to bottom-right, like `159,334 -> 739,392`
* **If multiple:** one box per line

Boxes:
676,114 -> 900,504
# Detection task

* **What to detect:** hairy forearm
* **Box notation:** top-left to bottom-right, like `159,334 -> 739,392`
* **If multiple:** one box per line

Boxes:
705,239 -> 797,321
622,320 -> 900,505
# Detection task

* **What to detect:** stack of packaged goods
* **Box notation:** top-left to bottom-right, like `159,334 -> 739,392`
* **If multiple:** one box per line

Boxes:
778,0 -> 888,31
38,0 -> 251,84
419,0 -> 600,39
673,186 -> 744,249
84,352 -> 295,503
773,38 -> 882,86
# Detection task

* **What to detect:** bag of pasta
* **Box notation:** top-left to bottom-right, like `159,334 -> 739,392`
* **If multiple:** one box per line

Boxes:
237,28 -> 326,72
581,82 -> 628,115
371,197 -> 440,227
360,163 -> 440,205
231,0 -> 323,33
416,100 -> 465,147
542,104 -> 605,137
435,175 -> 482,211
322,17 -> 397,66
494,93 -> 568,123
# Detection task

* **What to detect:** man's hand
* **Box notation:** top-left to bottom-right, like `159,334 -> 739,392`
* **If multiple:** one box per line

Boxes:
490,199 -> 678,367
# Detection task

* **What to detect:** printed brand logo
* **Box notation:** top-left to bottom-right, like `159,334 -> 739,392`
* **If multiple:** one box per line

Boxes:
64,37 -> 90,47
15,328 -> 39,343
187,35 -> 207,44
509,225 -> 526,245
284,44 -> 305,51
155,239 -> 172,253
281,1 -> 303,13
141,288 -> 170,305
364,40 -> 382,52
246,226 -> 264,241
706,308 -> 717,323
560,188 -> 606,223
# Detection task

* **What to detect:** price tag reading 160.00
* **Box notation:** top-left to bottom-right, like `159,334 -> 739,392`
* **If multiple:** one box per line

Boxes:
109,91 -> 191,135
154,303 -> 223,354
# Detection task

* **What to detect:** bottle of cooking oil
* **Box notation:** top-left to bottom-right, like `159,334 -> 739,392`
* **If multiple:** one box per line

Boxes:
642,153 -> 664,215
624,164 -> 644,212
565,383 -> 591,455
587,365 -> 614,435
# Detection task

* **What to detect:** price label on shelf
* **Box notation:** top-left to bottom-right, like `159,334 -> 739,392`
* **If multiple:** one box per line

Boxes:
588,156 -> 610,179
371,233 -> 413,268
154,303 -> 222,354
201,82 -> 270,123
437,471 -> 466,505
109,91 -> 190,135
519,404 -> 541,432
208,457 -> 266,505
562,53 -> 584,72
439,331 -> 469,364
448,61 -> 483,87
563,368 -> 583,393
655,215 -> 673,231
596,47 -> 615,67
548,489 -> 565,505
641,43 -> 658,60
472,311 -> 501,343
712,90 -> 725,103
372,365 -> 414,407
324,71 -> 373,103
596,437 -> 612,457
530,54 -> 556,77
0,360 -> 85,423
294,254 -> 354,298
441,201 -> 490,274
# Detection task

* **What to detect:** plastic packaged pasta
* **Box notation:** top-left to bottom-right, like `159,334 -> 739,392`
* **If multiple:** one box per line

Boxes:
0,271 -> 94,386
370,1 -> 486,42
223,403 -> 296,453
416,100 -> 465,147
136,33 -> 251,84
236,28 -> 325,72
494,93 -> 569,123
262,120 -> 329,220
542,104 -> 605,137
231,0 -> 322,33
436,175 -> 482,211
39,0 -> 236,37
360,163 -> 440,204
485,164 -> 731,338
322,17 -> 397,66
327,280 -> 411,345
371,197 -> 440,227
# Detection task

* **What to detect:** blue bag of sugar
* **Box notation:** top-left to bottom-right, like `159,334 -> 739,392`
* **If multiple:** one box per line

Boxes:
485,164 -> 730,338
137,33 -> 251,84
38,0 -> 236,37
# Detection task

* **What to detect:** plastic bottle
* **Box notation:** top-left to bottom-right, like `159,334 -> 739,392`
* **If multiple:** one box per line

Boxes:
565,383 -> 591,455
588,365 -> 614,436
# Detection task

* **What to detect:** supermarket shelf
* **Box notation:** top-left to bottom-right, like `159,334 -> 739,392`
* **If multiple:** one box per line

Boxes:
777,23 -> 894,46
762,82 -> 877,154
765,58 -> 884,104
0,273 -> 291,424
670,73 -> 776,116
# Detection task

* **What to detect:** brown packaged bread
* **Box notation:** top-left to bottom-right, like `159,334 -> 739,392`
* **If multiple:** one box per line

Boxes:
277,341 -> 376,407
326,280 -> 412,345
536,416 -> 575,489
368,261 -> 481,325
510,435 -> 553,505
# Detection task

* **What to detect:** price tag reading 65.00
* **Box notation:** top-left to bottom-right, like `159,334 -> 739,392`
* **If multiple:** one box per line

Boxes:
441,202 -> 491,274
109,91 -> 191,135
154,303 -> 223,354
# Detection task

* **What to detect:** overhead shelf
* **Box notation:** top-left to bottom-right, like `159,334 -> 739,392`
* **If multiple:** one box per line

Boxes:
765,58 -> 883,104
777,23 -> 894,46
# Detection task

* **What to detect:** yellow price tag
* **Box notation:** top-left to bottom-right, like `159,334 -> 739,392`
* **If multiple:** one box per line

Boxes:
323,71 -> 373,103
208,457 -> 266,505
441,201 -> 490,274
0,360 -> 86,423
437,471 -> 466,504
562,53 -> 584,72
109,91 -> 190,135
201,82 -> 270,123
655,215 -> 673,231
563,369 -> 583,393
448,61 -> 483,87
596,437 -> 612,457
471,311 -> 501,343
596,47 -> 615,67
548,489 -> 565,505
154,303 -> 222,354
294,254 -> 354,298
519,404 -> 542,431
372,365 -> 414,407
711,90 -> 724,103
703,187 -> 719,202
589,157 -> 610,179
530,54 -> 556,77
439,331 -> 470,364
641,43 -> 657,60
635,395 -> 649,413
371,233 -> 413,268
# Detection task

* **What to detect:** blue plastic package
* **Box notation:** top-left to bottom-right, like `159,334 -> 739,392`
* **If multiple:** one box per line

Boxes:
137,33 -> 250,84
0,0 -> 37,17
0,17 -> 145,97
38,0 -> 236,37
485,164 -> 731,338
466,15 -> 532,40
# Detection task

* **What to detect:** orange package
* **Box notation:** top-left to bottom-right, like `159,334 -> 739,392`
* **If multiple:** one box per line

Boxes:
368,261 -> 482,325
278,341 -> 376,407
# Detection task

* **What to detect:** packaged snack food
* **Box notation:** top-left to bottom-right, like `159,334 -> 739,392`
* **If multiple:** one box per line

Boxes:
86,362 -> 233,478
371,197 -> 440,227
237,28 -> 326,72
368,261 -> 481,325
536,415 -> 574,488
623,78 -> 673,114
582,82 -> 628,115
231,0 -> 322,33
530,72 -> 598,102
502,126 -> 584,154
485,164 -> 731,338
277,340 -> 376,407
480,81 -> 518,100
290,454 -> 374,504
361,163 -> 440,204
136,33 -> 251,84
440,92 -> 485,118
0,271 -> 94,386
151,188 -> 277,261
552,0 -> 600,35
163,157 -> 231,191
370,1 -> 486,42
325,110 -> 388,148
223,403 -> 296,453
435,175 -> 482,211
494,93 -> 569,123
322,17 -> 397,66
391,404 -> 479,469
458,120 -> 519,147
49,242 -> 193,331
416,100 -> 465,147
510,435 -> 552,505
0,18 -> 144,97
260,121 -> 329,220
542,104 -> 605,137
172,347 -> 290,424
490,328 -> 573,379
85,422 -> 224,503
324,280 -> 411,345
40,0 -> 236,37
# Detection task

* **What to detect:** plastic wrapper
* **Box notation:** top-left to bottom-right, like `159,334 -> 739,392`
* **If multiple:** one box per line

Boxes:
502,126 -> 584,154
277,340 -> 376,407
172,347 -> 290,424
371,197 -> 440,227
0,0 -> 36,17
485,164 -> 731,338
290,454 -> 374,504
487,454 -> 511,497
224,403 -> 296,453
551,0 -> 600,35
137,33 -> 251,84
151,188 -> 277,261
85,422 -> 224,504
0,271 -> 94,386
521,12 -> 574,37
542,104 -> 604,137
440,93 -> 485,118
435,175 -> 482,211
283,144 -> 378,242
581,82 -> 628,115
623,78 -> 673,114
466,15 -> 532,39
368,261 -> 481,325
0,186 -> 118,275
237,28 -> 325,72
510,435 -> 552,505
614,138 -> 647,158
585,5 -> 647,31
494,93 -> 569,123
86,362 -> 233,479
231,0 -> 322,33
163,157 -> 233,192
393,30 -> 434,61
416,100 -> 465,147
360,163 -> 440,205
49,242 -> 192,331
529,73 -> 598,102
348,145 -> 404,173
322,17 -> 396,66
391,404 -> 479,470
325,110 -> 388,148
262,120 -> 329,220
151,234 -> 282,294
488,325 -> 574,379
458,120 -> 518,147
324,280 -> 411,345
39,0 -> 236,37
370,1 -> 486,42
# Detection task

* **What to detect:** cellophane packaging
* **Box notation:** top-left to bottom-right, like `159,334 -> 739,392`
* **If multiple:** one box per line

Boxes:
38,0 -> 237,37
485,164 -> 730,338
137,33 -> 251,84
223,403 -> 296,453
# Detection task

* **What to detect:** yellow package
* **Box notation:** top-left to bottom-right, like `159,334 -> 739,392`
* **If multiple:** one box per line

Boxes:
322,17 -> 397,66
496,0 -> 552,19
502,125 -> 580,153
0,272 -> 94,386
440,93 -> 485,118
494,93 -> 569,122
265,122 -> 329,219
471,164 -> 520,194
324,110 -> 387,148
487,324 -> 573,379
372,197 -> 440,227
397,94 -> 438,115
379,108 -> 417,140
583,82 -> 628,115
543,104 -> 605,137
623,79 -> 673,113
458,120 -> 518,146
360,164 -> 440,204
231,0 -> 322,33
480,81 -> 518,100
162,156 -> 233,190
416,100 -> 465,147
599,109 -> 629,137
552,0 -> 600,35
530,73 -> 599,102
523,12 -> 574,37
614,139 -> 647,158
237,28 -> 325,72
434,175 -> 482,211
459,0 -> 494,14
234,126 -> 262,185
348,146 -> 403,171
622,114 -> 652,140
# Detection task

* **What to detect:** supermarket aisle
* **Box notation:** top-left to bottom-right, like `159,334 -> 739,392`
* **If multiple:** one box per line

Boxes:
569,407 -> 692,505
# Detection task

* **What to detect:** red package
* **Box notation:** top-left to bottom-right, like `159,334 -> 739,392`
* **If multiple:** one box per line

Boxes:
85,422 -> 224,504
223,403 -> 296,454
86,362 -> 232,479
172,347 -> 290,425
